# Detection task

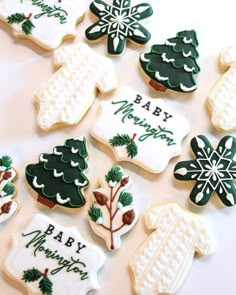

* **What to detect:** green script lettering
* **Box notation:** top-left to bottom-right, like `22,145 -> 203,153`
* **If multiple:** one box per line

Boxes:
31,0 -> 68,24
22,230 -> 88,280
112,100 -> 176,146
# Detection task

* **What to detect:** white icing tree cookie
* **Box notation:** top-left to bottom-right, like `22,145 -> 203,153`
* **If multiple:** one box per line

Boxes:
35,42 -> 117,130
91,87 -> 190,173
0,155 -> 19,224
207,46 -> 236,131
130,202 -> 215,295
5,213 -> 105,295
88,166 -> 138,250
0,0 -> 85,50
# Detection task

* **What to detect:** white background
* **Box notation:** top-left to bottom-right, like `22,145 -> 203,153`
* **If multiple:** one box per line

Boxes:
0,0 -> 236,294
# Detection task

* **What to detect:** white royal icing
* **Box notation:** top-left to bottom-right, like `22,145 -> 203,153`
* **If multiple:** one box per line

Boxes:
35,43 -> 117,130
91,87 -> 190,173
32,176 -> 44,189
207,46 -> 236,131
5,214 -> 106,295
0,0 -> 86,50
130,202 -> 215,295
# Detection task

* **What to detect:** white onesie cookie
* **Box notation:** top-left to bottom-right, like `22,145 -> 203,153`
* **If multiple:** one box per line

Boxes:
35,42 -> 117,130
207,46 -> 236,131
130,202 -> 215,295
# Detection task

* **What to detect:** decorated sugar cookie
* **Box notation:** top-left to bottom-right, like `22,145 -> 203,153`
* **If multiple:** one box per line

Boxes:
0,0 -> 85,50
207,46 -> 236,131
174,135 -> 236,206
5,213 -> 105,295
0,155 -> 19,223
91,87 -> 190,173
140,30 -> 200,93
25,137 -> 89,209
88,166 -> 138,250
35,42 -> 117,130
85,0 -> 153,55
130,202 -> 215,295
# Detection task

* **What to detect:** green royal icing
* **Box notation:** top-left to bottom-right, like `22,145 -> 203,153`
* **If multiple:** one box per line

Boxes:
31,0 -> 68,24
22,230 -> 89,279
140,30 -> 200,93
174,135 -> 236,207
25,137 -> 89,208
111,99 -> 176,145
85,0 -> 153,55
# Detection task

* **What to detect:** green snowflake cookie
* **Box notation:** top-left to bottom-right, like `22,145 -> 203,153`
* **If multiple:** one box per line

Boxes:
140,30 -> 200,93
174,135 -> 236,207
85,0 -> 153,55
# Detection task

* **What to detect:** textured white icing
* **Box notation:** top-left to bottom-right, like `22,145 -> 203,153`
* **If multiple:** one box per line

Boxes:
36,43 -> 117,130
130,202 -> 215,295
0,0 -> 86,50
5,214 -> 106,295
207,46 -> 236,131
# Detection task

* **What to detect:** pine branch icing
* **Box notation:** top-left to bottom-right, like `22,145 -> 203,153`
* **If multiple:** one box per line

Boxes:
0,0 -> 86,49
174,135 -> 236,206
85,0 -> 153,55
140,30 -> 200,93
22,267 -> 53,295
25,137 -> 89,209
88,166 -> 138,250
0,155 -> 19,223
109,133 -> 138,158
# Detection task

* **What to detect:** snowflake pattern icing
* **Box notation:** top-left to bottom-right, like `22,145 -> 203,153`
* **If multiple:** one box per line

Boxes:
174,135 -> 236,207
85,0 -> 153,55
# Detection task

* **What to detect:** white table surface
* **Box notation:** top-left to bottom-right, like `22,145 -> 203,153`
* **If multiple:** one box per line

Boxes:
0,0 -> 236,294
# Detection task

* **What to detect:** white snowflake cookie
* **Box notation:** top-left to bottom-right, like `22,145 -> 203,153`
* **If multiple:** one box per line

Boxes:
4,213 -> 105,295
207,46 -> 236,131
130,202 -> 215,295
91,87 -> 190,173
35,43 -> 117,130
0,0 -> 85,50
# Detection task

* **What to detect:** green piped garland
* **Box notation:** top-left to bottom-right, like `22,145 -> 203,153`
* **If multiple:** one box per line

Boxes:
109,133 -> 138,159
7,13 -> 35,35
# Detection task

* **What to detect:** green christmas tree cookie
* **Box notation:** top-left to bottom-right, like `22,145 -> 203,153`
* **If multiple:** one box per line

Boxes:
174,135 -> 236,206
140,30 -> 200,93
25,137 -> 89,209
85,0 -> 153,55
